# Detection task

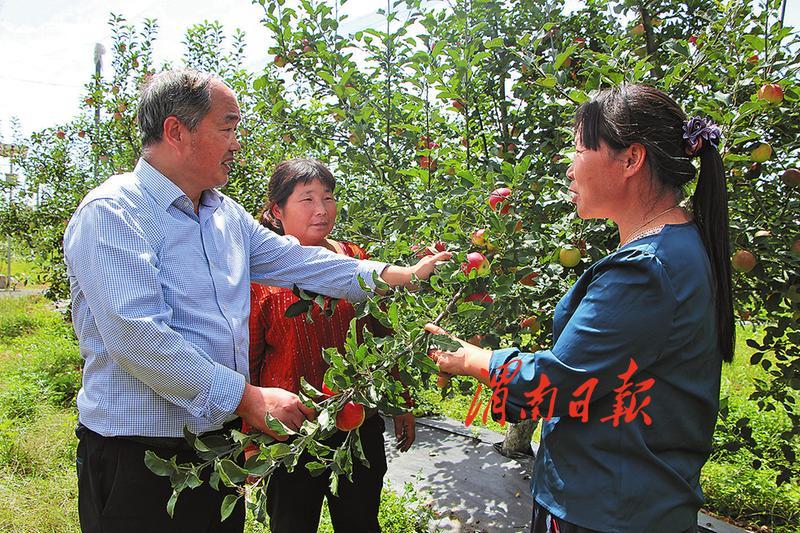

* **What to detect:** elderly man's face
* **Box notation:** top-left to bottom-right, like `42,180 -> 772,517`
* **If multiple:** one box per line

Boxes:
184,81 -> 241,191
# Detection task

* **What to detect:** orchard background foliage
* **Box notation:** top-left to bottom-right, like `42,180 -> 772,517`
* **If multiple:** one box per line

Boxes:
1,0 -> 799,527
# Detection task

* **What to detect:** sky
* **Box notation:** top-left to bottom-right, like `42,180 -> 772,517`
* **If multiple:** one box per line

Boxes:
0,0 -> 798,142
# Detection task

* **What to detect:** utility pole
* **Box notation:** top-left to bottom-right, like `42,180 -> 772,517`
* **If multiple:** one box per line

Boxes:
0,143 -> 25,290
93,43 -> 105,183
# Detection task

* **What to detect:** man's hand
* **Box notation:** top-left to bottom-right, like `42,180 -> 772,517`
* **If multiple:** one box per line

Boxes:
381,251 -> 451,289
393,412 -> 416,452
236,383 -> 316,440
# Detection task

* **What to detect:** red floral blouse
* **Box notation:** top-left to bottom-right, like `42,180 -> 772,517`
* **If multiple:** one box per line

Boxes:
247,241 -> 386,393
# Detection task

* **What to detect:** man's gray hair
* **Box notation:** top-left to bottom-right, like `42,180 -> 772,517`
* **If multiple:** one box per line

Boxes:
137,69 -> 215,147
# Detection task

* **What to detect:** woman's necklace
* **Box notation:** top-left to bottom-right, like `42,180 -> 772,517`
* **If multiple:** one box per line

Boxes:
618,206 -> 679,249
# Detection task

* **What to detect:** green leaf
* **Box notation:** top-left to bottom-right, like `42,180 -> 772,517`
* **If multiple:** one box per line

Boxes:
352,429 -> 370,468
554,45 -> 577,69
269,442 -> 292,459
305,461 -> 328,477
388,301 -> 400,331
535,76 -> 557,88
329,470 -> 340,495
183,426 -> 210,452
300,376 -> 323,398
253,75 -> 268,91
264,412 -> 294,437
166,490 -> 179,517
220,494 -> 240,522
484,37 -> 504,49
218,459 -> 248,485
285,299 -> 311,318
144,450 -> 175,477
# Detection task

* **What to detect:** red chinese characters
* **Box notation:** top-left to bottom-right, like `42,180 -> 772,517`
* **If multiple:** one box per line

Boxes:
463,357 -> 654,427
600,358 -> 654,427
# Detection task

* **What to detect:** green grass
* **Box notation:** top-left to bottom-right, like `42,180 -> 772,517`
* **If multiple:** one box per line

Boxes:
0,254 -> 45,288
700,325 -> 800,532
0,295 -> 434,532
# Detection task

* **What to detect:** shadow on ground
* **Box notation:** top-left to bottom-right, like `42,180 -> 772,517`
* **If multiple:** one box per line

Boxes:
383,416 -> 534,532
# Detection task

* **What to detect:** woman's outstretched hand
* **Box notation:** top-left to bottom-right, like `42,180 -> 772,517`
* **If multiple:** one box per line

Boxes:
424,323 -> 492,386
380,251 -> 452,290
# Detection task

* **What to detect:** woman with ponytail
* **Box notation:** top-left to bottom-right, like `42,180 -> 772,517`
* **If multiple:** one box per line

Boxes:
427,85 -> 732,532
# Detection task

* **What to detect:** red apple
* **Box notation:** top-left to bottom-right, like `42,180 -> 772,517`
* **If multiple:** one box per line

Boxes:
732,250 -> 756,273
419,155 -> 437,170
282,134 -> 294,143
747,54 -> 758,65
781,168 -> 800,187
349,131 -> 363,146
572,37 -> 586,45
746,162 -> 762,179
84,97 -> 95,105
751,143 -> 772,163
630,23 -> 645,36
55,130 -> 66,139
78,130 -> 86,138
321,383 -> 336,398
688,35 -> 698,45
413,241 -> 447,259
559,247 -> 581,268
461,252 -> 490,276
471,229 -> 488,247
452,99 -> 465,111
335,401 -> 365,431
111,85 -> 120,95
757,83 -> 784,104
791,239 -> 800,258
464,291 -> 494,304
460,136 -> 468,147
488,187 -> 512,214
113,111 -> 123,121
274,55 -> 287,67
117,103 -> 127,112
519,316 -> 540,332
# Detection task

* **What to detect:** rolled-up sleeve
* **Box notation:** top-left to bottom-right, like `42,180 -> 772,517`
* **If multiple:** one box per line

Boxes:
488,252 -> 677,422
65,199 -> 245,425
246,215 -> 387,302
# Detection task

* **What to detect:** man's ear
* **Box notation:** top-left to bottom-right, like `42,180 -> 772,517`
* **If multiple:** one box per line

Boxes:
624,143 -> 647,176
162,116 -> 187,151
271,203 -> 283,223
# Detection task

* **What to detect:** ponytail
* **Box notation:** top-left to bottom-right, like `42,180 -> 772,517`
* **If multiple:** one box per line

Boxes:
692,146 -> 734,362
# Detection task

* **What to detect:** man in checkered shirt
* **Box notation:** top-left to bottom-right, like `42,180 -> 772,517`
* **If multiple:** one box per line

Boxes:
65,69 -> 449,532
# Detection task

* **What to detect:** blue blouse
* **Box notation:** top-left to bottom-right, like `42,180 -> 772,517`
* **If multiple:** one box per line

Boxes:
489,222 -> 721,532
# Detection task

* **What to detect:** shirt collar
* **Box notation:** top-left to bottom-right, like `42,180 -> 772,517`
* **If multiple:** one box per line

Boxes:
135,158 -> 224,211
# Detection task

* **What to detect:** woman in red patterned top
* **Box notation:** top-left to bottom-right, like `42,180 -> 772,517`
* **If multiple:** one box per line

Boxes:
247,158 -> 415,533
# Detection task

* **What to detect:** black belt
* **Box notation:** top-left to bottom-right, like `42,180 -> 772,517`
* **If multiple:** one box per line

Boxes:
78,418 -> 242,452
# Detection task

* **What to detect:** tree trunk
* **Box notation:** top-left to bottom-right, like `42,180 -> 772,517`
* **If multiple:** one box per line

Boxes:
497,419 -> 536,458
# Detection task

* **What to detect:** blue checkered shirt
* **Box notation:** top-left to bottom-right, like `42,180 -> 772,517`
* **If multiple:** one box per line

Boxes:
64,159 -> 386,437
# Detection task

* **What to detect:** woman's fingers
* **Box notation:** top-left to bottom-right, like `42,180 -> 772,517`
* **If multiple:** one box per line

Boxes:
424,322 -> 448,336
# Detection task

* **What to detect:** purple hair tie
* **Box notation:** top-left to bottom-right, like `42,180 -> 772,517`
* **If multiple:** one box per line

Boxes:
682,117 -> 721,157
